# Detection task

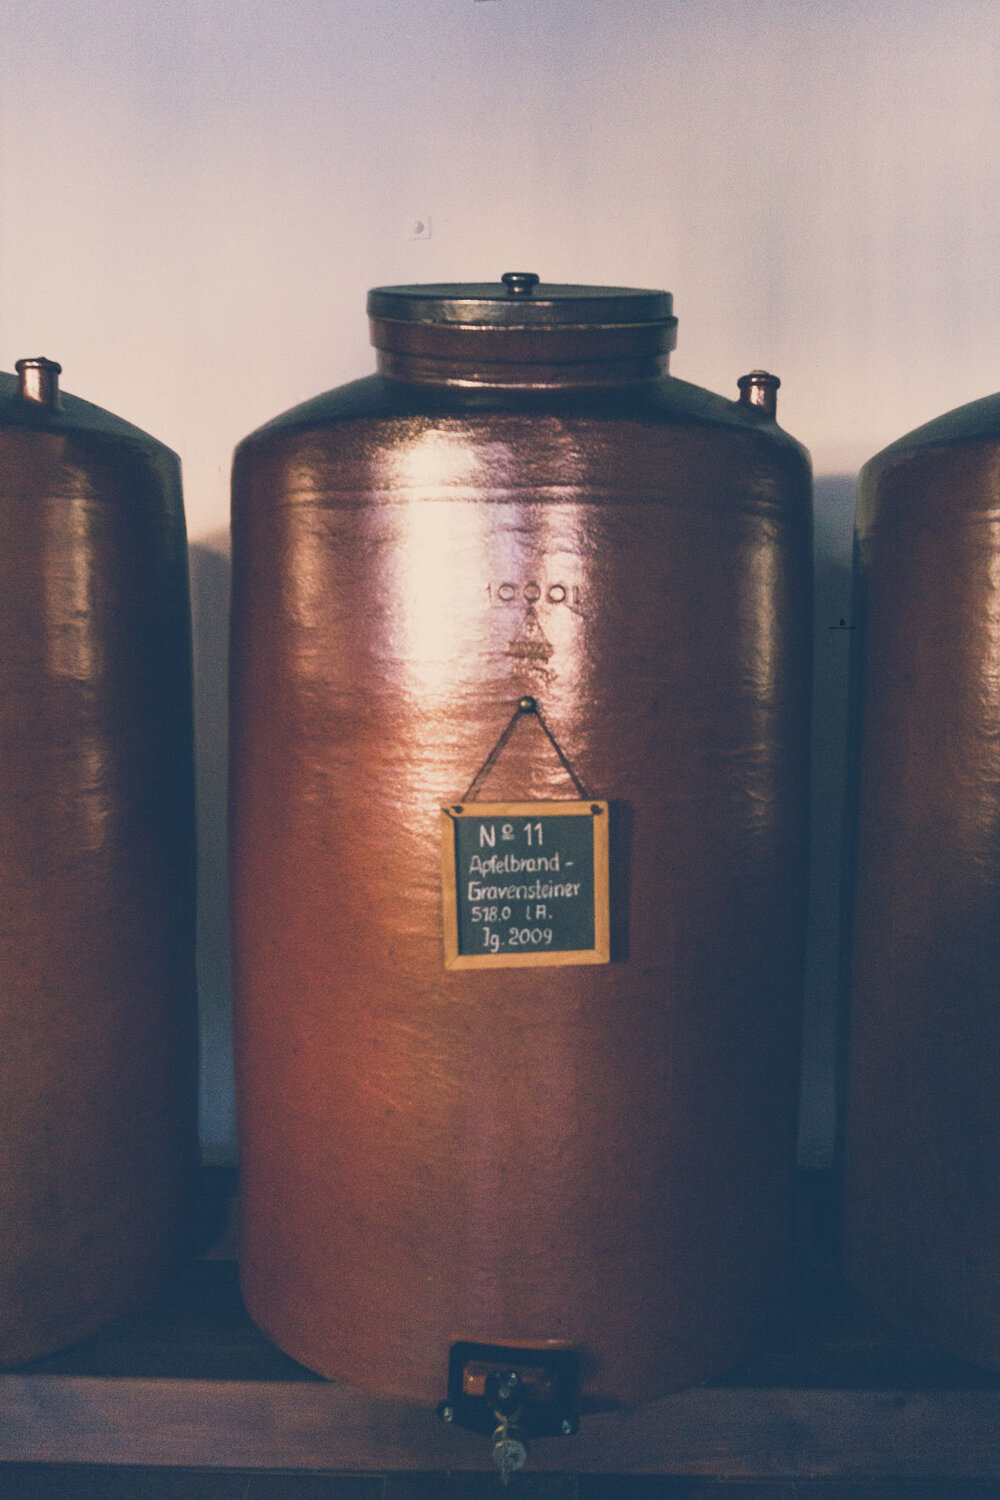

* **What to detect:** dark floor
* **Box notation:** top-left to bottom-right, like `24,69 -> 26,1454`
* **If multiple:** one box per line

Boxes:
2,1473 -> 1000,1499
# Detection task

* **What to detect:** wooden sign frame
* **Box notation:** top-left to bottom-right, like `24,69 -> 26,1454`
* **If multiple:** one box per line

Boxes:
440,800 -> 610,970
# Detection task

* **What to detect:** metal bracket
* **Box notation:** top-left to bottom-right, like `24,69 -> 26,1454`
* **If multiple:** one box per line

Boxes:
437,1341 -> 580,1475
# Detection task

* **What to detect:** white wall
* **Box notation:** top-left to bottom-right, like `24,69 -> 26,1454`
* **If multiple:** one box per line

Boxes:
3,0 -> 998,1162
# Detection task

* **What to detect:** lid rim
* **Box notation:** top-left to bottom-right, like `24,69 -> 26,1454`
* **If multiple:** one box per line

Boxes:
367,280 -> 674,329
369,314 -> 679,332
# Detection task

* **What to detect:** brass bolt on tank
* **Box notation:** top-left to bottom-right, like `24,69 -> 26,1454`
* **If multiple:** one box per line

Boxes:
501,271 -> 539,297
737,369 -> 780,418
15,357 -> 62,409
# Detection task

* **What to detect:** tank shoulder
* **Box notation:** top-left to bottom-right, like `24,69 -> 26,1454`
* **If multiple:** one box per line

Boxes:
0,371 -> 178,458
239,376 -> 414,443
626,374 -> 809,460
864,390 -> 1000,473
239,372 -> 809,466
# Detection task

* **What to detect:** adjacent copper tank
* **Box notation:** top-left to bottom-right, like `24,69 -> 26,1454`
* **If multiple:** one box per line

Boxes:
230,275 -> 813,1404
843,392 -> 1000,1368
0,360 -> 198,1367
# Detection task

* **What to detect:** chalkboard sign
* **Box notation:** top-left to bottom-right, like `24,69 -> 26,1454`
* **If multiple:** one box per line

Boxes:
440,801 -> 610,969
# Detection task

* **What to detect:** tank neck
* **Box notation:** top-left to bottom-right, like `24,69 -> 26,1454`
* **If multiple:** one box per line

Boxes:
372,338 -> 672,390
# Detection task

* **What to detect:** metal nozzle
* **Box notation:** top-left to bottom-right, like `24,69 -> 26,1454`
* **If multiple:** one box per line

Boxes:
737,369 -> 780,419
16,358 -> 62,410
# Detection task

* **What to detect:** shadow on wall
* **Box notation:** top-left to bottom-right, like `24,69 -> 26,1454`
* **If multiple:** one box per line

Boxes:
186,479 -> 862,1172
799,473 -> 857,1169
189,532 -> 234,1166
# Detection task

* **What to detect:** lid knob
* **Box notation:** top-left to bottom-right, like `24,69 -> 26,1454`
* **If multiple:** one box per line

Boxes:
500,272 -> 540,297
737,369 -> 780,419
16,357 -> 62,409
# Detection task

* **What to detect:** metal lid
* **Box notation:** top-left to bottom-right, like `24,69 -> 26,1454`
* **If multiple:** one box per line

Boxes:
367,272 -> 674,329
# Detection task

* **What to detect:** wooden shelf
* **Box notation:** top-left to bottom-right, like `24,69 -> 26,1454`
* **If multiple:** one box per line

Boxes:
3,1173 -> 1000,1478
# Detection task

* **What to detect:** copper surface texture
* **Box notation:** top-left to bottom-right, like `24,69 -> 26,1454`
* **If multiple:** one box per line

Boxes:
843,393 -> 1000,1370
229,278 -> 813,1404
0,366 -> 198,1367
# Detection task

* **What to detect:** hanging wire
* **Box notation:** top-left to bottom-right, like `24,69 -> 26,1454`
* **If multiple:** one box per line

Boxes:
460,696 -> 591,803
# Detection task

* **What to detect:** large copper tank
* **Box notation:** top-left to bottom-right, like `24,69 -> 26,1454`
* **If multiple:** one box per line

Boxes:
0,359 -> 198,1367
843,392 -> 1000,1368
230,275 -> 813,1404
